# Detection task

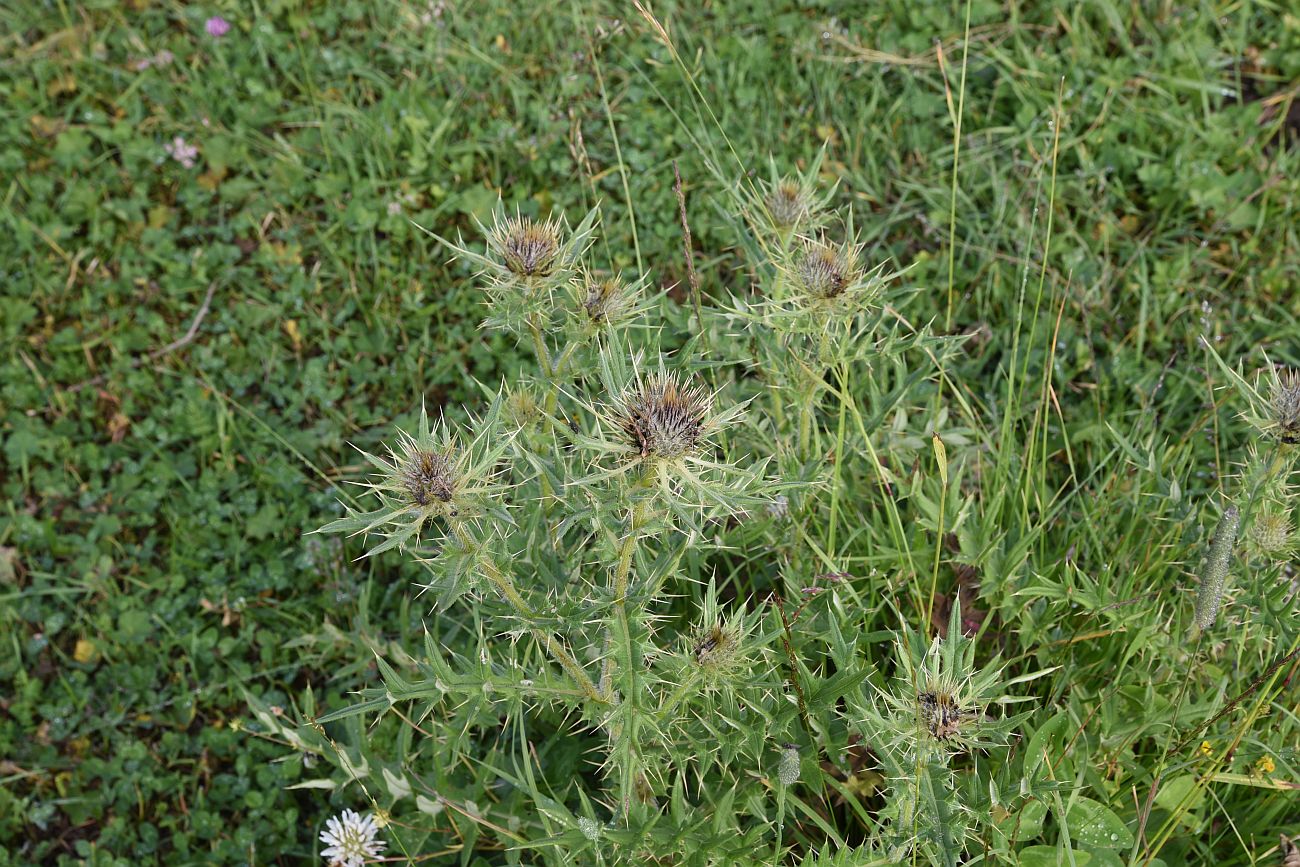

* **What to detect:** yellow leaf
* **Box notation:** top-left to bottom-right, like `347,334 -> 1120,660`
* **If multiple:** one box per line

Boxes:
74,638 -> 97,663
283,319 -> 302,352
197,164 -> 228,192
148,205 -> 171,229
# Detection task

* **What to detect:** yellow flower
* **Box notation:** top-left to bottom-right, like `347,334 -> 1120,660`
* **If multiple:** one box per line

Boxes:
1198,740 -> 1213,758
1255,754 -> 1276,775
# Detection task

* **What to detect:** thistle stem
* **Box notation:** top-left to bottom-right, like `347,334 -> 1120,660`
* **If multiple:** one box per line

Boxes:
454,522 -> 605,705
528,313 -> 553,379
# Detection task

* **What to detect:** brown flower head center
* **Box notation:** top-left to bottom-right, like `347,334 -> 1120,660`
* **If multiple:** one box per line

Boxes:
917,690 -> 975,741
693,623 -> 738,667
796,241 -> 857,299
618,372 -> 711,460
496,217 -> 561,278
583,277 -> 622,322
403,449 -> 457,506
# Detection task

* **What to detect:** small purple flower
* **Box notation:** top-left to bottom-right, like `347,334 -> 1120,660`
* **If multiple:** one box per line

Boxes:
205,16 -> 231,38
164,136 -> 200,169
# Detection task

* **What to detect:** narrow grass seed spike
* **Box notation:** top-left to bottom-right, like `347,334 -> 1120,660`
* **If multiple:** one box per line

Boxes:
778,744 -> 800,786
1193,505 -> 1240,632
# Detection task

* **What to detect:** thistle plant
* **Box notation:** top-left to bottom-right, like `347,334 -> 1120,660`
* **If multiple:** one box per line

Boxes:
1193,351 -> 1300,635
851,606 -> 1041,861
277,168 -> 996,867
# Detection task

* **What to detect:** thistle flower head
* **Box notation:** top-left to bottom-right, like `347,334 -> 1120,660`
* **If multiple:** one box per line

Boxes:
867,604 -> 1037,757
315,399 -> 511,557
427,204 -> 598,333
570,269 -> 648,332
766,178 -> 815,230
751,151 -> 834,236
1270,368 -> 1300,444
690,621 -> 744,677
579,349 -> 768,519
614,369 -> 714,462
398,441 -> 457,507
678,583 -> 756,691
794,237 -> 861,300
319,809 -> 385,867
1250,508 -> 1294,557
488,214 -> 563,278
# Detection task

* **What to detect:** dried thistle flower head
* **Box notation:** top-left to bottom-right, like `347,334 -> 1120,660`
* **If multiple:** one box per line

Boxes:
615,370 -> 713,462
678,584 -> 755,692
1270,368 -> 1300,444
1250,509 -> 1294,557
752,151 -> 835,236
916,689 -> 980,743
424,204 -> 598,332
793,237 -> 862,300
692,621 -> 743,674
399,444 -> 457,507
766,178 -> 814,230
574,270 -> 647,329
488,214 -> 563,278
1281,834 -> 1300,867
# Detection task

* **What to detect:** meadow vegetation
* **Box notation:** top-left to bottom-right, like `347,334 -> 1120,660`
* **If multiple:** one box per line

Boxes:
2,1 -> 1299,864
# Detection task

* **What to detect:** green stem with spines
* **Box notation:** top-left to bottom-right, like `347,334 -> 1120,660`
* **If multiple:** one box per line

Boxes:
451,521 -> 606,705
604,462 -> 660,817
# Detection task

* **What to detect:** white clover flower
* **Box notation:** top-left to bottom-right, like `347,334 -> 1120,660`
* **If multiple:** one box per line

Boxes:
319,809 -> 385,867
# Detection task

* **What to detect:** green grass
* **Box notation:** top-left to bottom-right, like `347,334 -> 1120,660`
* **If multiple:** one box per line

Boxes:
2,0 -> 1299,864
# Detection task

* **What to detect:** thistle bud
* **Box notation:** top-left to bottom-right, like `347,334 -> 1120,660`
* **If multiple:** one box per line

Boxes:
1250,510 -> 1294,557
794,237 -> 861,300
766,179 -> 815,230
1270,369 -> 1300,445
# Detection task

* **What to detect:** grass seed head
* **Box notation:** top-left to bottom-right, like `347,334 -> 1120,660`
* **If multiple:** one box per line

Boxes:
778,745 -> 801,786
1193,504 -> 1240,632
